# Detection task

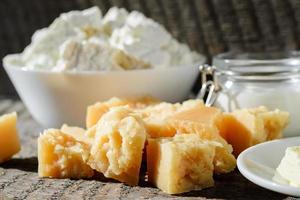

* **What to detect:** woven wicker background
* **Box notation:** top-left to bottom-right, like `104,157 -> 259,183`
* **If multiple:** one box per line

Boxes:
1,0 -> 300,96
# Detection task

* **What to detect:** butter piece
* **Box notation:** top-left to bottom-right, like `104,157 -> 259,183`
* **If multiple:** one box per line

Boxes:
86,96 -> 158,128
167,106 -> 236,174
38,129 -> 94,178
274,146 -> 300,187
0,112 -> 20,163
87,106 -> 146,186
147,134 -> 218,194
218,106 -> 289,156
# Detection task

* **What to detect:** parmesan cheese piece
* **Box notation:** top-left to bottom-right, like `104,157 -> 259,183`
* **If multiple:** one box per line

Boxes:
0,112 -> 20,163
218,106 -> 289,156
167,106 -> 236,174
136,99 -> 205,138
60,124 -> 92,145
87,106 -> 146,186
86,96 -> 158,128
147,134 -> 218,194
38,129 -> 94,178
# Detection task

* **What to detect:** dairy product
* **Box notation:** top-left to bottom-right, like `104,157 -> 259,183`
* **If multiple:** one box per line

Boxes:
60,124 -> 93,145
9,7 -> 202,71
147,134 -> 219,194
109,10 -> 201,68
0,112 -> 20,163
168,106 -> 236,174
216,82 -> 298,137
273,146 -> 300,187
135,99 -> 205,138
86,96 -> 158,128
218,106 -> 289,156
56,38 -> 150,71
87,106 -> 146,186
38,129 -> 94,178
22,7 -> 104,70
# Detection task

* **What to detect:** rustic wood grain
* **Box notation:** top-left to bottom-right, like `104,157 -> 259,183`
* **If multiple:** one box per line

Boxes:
0,99 -> 292,199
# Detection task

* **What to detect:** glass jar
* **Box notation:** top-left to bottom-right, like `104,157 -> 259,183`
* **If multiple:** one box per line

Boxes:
210,52 -> 300,137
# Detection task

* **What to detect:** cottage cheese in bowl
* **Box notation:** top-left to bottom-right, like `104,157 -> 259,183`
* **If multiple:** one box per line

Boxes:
3,6 -> 204,127
8,6 -> 203,71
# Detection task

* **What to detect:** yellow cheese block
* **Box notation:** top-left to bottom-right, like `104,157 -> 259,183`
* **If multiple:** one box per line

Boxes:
0,112 -> 20,163
147,134 -> 218,194
258,107 -> 289,140
167,106 -> 236,174
86,97 -> 204,138
218,106 -> 289,156
38,129 -> 94,179
86,96 -> 158,128
87,106 -> 146,186
138,99 -> 205,138
60,124 -> 92,145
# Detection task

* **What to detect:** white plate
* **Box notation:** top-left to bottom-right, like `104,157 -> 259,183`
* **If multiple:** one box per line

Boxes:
237,137 -> 300,197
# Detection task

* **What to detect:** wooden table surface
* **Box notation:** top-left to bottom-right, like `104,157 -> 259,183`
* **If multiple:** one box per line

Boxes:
0,98 -> 293,200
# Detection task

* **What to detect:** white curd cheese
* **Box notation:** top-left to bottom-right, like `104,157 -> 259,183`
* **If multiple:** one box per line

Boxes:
12,6 -> 202,71
22,7 -> 103,70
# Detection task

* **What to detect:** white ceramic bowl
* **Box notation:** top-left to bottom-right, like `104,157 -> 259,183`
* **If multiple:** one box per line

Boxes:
3,54 -> 203,128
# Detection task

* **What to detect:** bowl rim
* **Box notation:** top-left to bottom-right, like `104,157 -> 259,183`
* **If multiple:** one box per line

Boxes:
3,54 -> 205,75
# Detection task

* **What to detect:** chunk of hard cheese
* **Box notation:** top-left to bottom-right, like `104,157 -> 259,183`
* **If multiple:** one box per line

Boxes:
218,106 -> 289,156
259,108 -> 289,140
138,99 -> 205,138
60,124 -> 92,145
0,112 -> 20,163
88,106 -> 146,186
38,129 -> 94,178
147,134 -> 218,194
167,106 -> 236,174
86,96 -> 158,128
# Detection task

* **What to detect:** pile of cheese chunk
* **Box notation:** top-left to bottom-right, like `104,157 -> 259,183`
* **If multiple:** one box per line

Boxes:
0,97 -> 289,194
35,97 -> 289,194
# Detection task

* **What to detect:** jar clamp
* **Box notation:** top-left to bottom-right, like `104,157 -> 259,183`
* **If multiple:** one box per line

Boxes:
197,64 -> 221,106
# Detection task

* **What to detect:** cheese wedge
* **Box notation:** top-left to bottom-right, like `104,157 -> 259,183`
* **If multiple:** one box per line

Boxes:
0,112 -> 20,163
147,134 -> 218,194
87,106 -> 146,186
38,129 -> 94,178
167,106 -> 236,174
218,106 -> 289,156
86,96 -> 158,128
